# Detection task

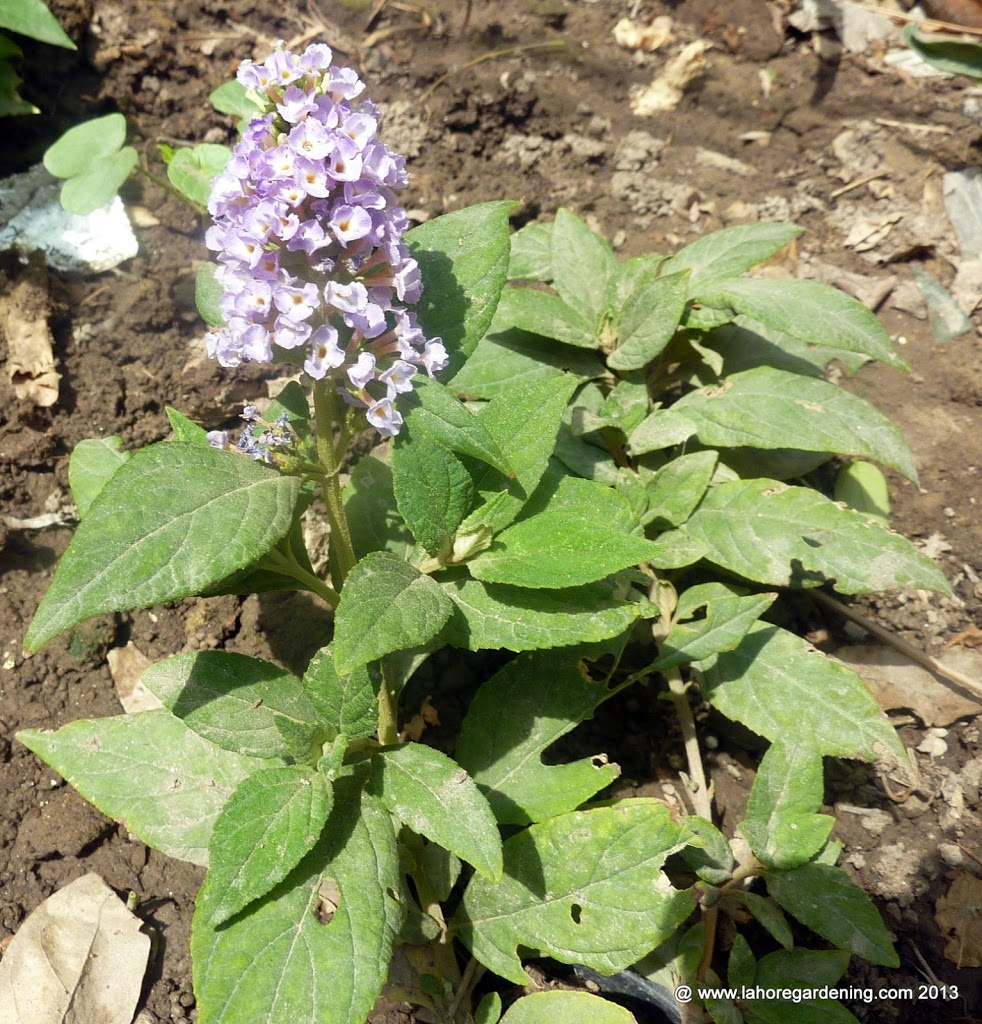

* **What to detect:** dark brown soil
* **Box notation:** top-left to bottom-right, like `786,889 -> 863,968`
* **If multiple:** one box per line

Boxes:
2,2 -> 982,1022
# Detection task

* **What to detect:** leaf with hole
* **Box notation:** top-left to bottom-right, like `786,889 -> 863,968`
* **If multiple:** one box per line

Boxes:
193,773 -> 403,1024
455,650 -> 620,825
681,479 -> 950,596
455,800 -> 694,984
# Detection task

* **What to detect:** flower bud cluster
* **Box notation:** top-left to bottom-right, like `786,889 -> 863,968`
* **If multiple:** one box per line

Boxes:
204,44 -> 447,436
207,405 -> 297,464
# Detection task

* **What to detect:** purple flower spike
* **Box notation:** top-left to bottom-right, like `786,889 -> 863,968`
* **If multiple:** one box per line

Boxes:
204,42 -> 446,436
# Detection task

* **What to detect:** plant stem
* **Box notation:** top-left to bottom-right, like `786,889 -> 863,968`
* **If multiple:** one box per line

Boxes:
312,378 -> 357,587
135,164 -> 207,215
377,660 -> 399,747
260,547 -> 339,606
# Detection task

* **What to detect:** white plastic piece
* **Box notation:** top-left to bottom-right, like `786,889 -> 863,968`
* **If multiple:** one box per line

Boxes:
0,163 -> 138,273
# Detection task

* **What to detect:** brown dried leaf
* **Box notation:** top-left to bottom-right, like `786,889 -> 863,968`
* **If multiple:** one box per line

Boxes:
0,873 -> 150,1024
934,872 -> 982,967
834,644 -> 982,727
3,256 -> 59,408
107,642 -> 162,714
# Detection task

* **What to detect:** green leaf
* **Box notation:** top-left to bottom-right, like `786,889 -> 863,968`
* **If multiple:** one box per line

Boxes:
508,221 -> 553,281
193,774 -> 402,1024
0,45 -> 37,116
627,408 -> 698,456
371,743 -> 502,879
407,377 -> 511,475
167,143 -> 231,206
601,378 -> 650,434
26,443 -> 301,651
662,222 -> 802,287
672,367 -> 918,481
17,710 -> 266,866
679,816 -> 736,886
903,23 -> 982,79
441,576 -> 642,652
709,317 -> 872,378
655,583 -> 776,671
449,327 -> 604,400
608,253 -> 667,312
696,622 -> 906,762
59,146 -> 138,215
834,460 -> 890,520
468,480 -> 660,589
500,992 -> 638,1024
456,650 -> 620,824
44,112 -> 125,177
728,933 -> 756,990
199,766 -> 333,926
209,78 -> 261,117
690,279 -> 906,369
745,1000 -> 861,1024
738,891 -> 793,949
333,551 -> 453,675
475,991 -> 504,1024
68,437 -> 130,518
408,200 -> 517,376
765,863 -> 899,967
740,740 -> 834,870
681,479 -> 950,595
141,651 -> 320,760
495,288 -> 599,349
455,800 -> 694,984
195,262 -> 226,328
467,375 -> 580,533
343,454 -> 415,560
393,430 -> 474,556
608,269 -> 690,371
551,207 -> 618,329
302,646 -> 379,740
166,407 -> 209,443
756,947 -> 850,989
642,450 -> 718,527
0,0 -> 74,47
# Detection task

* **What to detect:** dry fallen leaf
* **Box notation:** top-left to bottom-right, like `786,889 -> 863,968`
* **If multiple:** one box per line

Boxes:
630,40 -> 713,115
3,254 -> 60,408
0,873 -> 150,1024
107,641 -> 163,713
834,644 -> 982,727
934,872 -> 982,967
400,694 -> 440,742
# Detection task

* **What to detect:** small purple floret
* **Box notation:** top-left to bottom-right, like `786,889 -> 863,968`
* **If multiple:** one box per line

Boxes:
205,43 -> 447,436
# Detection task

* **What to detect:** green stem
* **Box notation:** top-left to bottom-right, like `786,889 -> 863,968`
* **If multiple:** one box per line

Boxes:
261,547 -> 339,606
135,164 -> 207,215
313,379 -> 357,586
377,661 -> 400,747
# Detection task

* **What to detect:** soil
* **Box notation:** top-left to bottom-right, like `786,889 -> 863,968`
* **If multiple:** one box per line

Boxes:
2,1 -> 982,1022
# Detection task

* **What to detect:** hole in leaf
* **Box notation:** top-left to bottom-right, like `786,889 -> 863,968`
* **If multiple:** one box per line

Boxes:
570,903 -> 583,924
